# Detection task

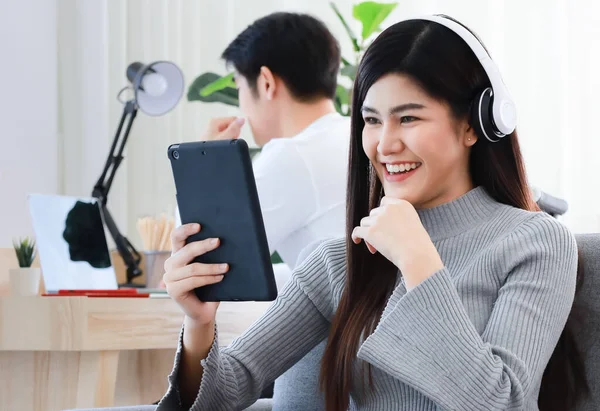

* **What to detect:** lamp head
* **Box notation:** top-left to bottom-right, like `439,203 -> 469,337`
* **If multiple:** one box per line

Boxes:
126,61 -> 184,116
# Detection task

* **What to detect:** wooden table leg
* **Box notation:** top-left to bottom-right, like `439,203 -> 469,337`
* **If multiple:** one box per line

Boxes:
0,350 -> 119,411
76,351 -> 120,407
114,349 -> 175,406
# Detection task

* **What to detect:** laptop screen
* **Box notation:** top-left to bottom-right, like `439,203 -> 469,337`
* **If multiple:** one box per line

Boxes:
27,194 -> 118,291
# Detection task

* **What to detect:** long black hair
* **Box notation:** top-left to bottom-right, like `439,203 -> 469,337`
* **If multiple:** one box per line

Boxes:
319,16 -> 588,411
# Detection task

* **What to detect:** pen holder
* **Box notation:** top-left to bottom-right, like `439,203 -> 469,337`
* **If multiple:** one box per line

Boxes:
143,251 -> 170,288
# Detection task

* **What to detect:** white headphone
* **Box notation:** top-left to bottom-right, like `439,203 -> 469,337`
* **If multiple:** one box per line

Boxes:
415,15 -> 517,142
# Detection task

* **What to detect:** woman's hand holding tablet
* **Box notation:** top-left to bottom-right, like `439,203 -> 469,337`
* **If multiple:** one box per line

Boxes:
163,223 -> 228,324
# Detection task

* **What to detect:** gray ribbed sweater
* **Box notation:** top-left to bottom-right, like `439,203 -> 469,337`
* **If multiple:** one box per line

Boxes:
157,186 -> 578,411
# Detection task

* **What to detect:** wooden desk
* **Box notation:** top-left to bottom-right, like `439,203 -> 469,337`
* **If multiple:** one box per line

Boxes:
0,296 -> 271,411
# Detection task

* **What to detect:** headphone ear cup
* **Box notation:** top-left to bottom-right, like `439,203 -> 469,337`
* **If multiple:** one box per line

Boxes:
470,87 -> 505,143
470,90 -> 486,141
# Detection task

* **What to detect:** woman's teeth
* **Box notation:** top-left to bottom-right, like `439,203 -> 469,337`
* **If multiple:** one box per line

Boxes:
386,163 -> 421,174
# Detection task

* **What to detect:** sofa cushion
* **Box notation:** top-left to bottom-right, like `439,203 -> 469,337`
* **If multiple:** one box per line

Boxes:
573,234 -> 600,410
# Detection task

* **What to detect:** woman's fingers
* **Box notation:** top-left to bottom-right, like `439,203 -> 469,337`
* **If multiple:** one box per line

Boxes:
170,223 -> 201,253
164,262 -> 229,283
369,206 -> 383,216
165,237 -> 221,272
351,226 -> 363,244
353,215 -> 375,242
366,241 -> 377,254
165,274 -> 225,298
352,226 -> 377,254
360,216 -> 375,227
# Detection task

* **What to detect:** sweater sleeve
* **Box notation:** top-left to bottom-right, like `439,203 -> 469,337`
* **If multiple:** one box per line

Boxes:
357,216 -> 578,411
157,240 -> 343,411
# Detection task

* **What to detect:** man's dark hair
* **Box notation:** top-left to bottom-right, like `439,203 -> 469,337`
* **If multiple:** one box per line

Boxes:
222,12 -> 340,102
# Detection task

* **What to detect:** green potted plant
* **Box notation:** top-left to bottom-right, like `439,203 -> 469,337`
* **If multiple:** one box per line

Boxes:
10,237 -> 41,296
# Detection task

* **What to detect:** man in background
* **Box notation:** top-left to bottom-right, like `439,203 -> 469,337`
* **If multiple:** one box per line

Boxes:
202,12 -> 350,272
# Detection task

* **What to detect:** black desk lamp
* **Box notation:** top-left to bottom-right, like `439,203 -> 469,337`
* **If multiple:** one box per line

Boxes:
92,61 -> 184,287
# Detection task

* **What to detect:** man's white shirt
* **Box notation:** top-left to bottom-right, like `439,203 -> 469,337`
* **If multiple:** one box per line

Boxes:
253,112 -> 349,269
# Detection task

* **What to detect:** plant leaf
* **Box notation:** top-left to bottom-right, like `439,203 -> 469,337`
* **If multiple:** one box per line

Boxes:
249,147 -> 262,160
335,85 -> 351,116
336,85 -> 350,107
330,2 -> 360,52
353,1 -> 398,41
199,72 -> 236,97
334,99 -> 343,116
270,251 -> 283,264
340,64 -> 357,80
187,72 -> 239,107
13,236 -> 36,267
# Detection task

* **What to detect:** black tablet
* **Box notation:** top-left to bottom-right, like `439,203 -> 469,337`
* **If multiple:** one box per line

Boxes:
168,139 -> 277,302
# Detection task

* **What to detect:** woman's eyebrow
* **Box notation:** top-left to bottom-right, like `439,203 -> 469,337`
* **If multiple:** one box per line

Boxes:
361,105 -> 378,114
389,103 -> 425,115
361,103 -> 426,115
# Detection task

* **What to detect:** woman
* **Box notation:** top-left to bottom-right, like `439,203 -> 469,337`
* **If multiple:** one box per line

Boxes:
158,16 -> 585,411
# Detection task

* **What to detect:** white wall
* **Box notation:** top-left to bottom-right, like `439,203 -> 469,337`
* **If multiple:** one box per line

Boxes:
0,0 -> 58,247
1,0 -> 599,248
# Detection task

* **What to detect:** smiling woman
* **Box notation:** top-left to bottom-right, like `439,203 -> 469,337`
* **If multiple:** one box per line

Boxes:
320,14 -> 588,411
152,14 -> 587,411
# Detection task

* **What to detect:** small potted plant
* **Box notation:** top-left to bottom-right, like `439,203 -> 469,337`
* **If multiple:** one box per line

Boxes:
10,237 -> 41,296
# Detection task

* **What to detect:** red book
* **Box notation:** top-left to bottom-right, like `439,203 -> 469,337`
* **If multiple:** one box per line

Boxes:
88,293 -> 150,298
57,289 -> 137,295
43,292 -> 149,298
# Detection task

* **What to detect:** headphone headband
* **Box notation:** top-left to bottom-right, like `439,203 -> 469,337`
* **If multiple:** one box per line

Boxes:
413,15 -> 517,139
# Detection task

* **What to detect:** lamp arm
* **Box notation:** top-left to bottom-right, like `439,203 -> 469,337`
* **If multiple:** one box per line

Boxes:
100,203 -> 142,284
92,100 -> 137,201
92,100 -> 143,286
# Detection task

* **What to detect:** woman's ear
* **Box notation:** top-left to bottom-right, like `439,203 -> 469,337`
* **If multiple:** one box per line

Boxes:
258,66 -> 276,100
463,121 -> 478,147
